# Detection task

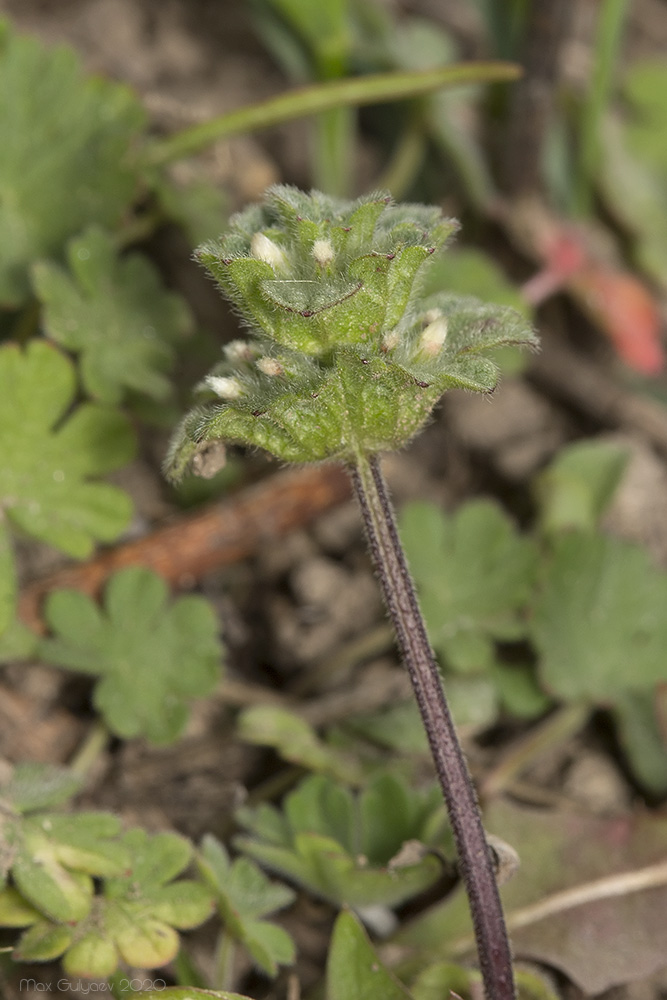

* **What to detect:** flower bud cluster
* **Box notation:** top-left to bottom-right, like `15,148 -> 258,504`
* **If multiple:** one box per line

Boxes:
165,187 -> 537,481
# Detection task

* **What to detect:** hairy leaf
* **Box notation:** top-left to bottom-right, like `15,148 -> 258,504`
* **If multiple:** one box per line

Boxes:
14,828 -> 215,976
40,567 -> 223,744
531,532 -> 667,701
198,835 -> 295,976
399,499 -> 538,672
0,20 -> 145,306
34,227 -> 192,404
236,772 -> 447,908
0,341 -> 135,577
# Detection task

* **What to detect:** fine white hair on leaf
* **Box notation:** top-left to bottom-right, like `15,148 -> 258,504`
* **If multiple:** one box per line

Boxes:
205,375 -> 244,399
418,315 -> 448,356
257,356 -> 284,377
311,238 -> 335,268
250,232 -> 287,271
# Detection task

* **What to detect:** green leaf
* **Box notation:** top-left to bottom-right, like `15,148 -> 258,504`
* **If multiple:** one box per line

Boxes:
410,961 -> 480,1000
0,886 -> 43,927
11,846 -> 93,923
13,920 -> 74,963
13,812 -> 128,923
399,499 -> 538,672
423,248 -> 529,315
535,439 -> 629,535
2,761 -> 83,813
34,227 -> 193,404
40,566 -> 223,744
0,21 -> 145,306
0,614 -> 39,658
0,799 -> 127,922
62,931 -> 118,979
236,773 -> 447,909
38,828 -> 216,978
198,834 -> 296,977
0,775 -> 129,924
0,341 -> 135,558
531,532 -> 667,702
237,705 -> 365,783
326,910 -> 414,1000
612,689 -> 667,796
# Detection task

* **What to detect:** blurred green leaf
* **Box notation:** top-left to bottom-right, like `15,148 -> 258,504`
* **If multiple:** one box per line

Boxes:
2,762 -> 83,814
0,765 -> 127,924
410,961 -> 480,1000
0,340 -> 135,565
531,532 -> 667,701
238,705 -> 365,784
535,439 -> 629,535
39,566 -> 223,745
236,773 -> 447,909
14,828 -> 215,977
423,248 -> 528,315
0,615 -> 39,660
0,20 -> 145,306
399,499 -> 538,672
624,61 -> 667,174
33,227 -> 192,404
612,689 -> 667,796
198,835 -> 295,977
327,910 -> 414,1000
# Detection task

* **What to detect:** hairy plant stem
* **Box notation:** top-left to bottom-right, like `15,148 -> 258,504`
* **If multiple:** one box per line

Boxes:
349,454 -> 515,1000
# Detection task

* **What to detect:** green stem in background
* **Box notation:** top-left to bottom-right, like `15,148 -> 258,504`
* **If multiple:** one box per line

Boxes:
68,718 -> 111,778
147,62 -> 520,167
313,105 -> 354,196
350,454 -> 515,1000
212,928 -> 237,992
374,106 -> 428,199
481,702 -> 590,800
572,0 -> 630,216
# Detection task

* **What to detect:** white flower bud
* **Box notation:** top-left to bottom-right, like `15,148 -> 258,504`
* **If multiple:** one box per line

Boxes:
311,238 -> 335,268
205,375 -> 244,399
418,315 -> 448,357
257,356 -> 284,377
382,330 -> 400,352
250,232 -> 287,271
224,339 -> 254,363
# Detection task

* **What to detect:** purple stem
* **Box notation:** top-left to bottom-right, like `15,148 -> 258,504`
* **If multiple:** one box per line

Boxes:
349,454 -> 515,1000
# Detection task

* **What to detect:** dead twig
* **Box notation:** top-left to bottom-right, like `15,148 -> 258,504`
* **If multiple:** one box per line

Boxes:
19,463 -> 351,634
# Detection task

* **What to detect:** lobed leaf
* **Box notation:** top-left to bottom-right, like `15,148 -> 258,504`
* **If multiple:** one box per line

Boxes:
327,910 -> 414,1000
0,21 -> 145,306
198,835 -> 296,976
34,227 -> 193,404
399,499 -> 538,672
0,341 -> 135,579
531,532 -> 667,702
236,772 -> 447,909
40,566 -> 223,745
